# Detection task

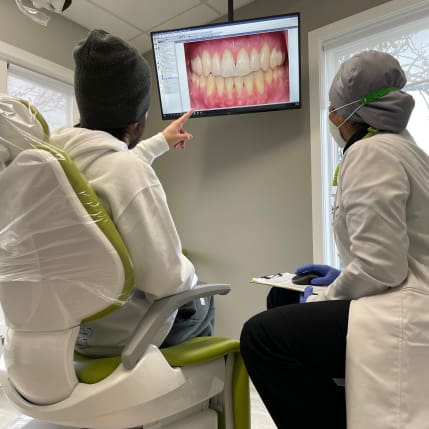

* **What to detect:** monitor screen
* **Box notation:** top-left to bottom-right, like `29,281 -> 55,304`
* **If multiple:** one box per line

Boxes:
151,13 -> 301,119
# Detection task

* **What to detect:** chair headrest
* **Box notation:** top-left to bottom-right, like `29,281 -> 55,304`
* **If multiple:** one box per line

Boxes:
0,95 -> 49,170
0,148 -> 127,329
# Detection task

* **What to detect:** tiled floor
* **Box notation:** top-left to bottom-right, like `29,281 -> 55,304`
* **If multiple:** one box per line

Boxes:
249,382 -> 276,428
0,382 -> 275,429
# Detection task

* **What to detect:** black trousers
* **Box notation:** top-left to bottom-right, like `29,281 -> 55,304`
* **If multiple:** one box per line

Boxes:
240,288 -> 350,429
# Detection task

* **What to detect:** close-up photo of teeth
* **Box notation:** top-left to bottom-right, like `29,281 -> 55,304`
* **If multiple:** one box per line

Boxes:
185,31 -> 290,109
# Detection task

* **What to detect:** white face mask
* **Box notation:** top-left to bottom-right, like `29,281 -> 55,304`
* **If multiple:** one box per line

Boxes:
329,119 -> 347,148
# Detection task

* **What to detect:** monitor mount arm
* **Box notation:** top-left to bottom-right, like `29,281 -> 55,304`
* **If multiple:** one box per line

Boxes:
228,0 -> 234,22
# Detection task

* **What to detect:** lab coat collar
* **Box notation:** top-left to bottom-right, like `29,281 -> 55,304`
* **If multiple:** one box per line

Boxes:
343,125 -> 374,154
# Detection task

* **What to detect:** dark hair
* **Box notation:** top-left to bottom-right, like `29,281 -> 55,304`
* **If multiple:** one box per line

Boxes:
99,127 -> 128,141
74,122 -> 128,141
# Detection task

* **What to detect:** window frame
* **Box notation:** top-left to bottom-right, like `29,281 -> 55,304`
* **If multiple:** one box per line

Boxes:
308,0 -> 429,265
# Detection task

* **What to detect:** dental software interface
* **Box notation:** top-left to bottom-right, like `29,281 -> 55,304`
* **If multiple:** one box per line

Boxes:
151,14 -> 300,118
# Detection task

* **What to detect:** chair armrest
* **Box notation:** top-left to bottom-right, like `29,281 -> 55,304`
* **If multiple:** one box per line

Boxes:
121,283 -> 231,369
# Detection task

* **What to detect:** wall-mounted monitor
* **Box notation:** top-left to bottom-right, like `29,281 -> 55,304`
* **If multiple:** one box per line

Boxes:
151,13 -> 301,119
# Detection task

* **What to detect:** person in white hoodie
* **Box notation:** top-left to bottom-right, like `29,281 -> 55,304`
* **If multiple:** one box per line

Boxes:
51,29 -> 214,357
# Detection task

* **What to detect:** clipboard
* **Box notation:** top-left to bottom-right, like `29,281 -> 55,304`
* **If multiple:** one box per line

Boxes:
250,272 -> 326,295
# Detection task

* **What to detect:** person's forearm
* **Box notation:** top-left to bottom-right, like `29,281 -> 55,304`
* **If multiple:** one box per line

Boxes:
132,132 -> 169,164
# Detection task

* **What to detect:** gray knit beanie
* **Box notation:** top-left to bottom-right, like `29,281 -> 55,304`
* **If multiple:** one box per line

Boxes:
73,29 -> 151,129
329,50 -> 414,132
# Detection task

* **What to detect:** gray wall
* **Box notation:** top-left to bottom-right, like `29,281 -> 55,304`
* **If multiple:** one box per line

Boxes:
0,0 -> 390,339
144,0 -> 390,338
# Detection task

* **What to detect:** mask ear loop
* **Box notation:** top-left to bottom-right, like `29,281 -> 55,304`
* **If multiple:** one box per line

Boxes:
331,86 -> 401,128
330,86 -> 400,187
336,104 -> 364,129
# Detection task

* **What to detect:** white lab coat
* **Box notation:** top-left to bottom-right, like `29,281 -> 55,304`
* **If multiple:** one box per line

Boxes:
309,131 -> 429,428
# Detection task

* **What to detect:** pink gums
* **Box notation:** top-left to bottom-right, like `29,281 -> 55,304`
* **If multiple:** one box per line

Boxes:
184,31 -> 289,109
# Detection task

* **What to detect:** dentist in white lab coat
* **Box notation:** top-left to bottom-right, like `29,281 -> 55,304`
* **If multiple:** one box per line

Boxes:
241,50 -> 429,429
328,51 -> 429,429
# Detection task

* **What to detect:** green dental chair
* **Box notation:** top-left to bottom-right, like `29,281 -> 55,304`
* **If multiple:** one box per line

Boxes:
0,95 -> 250,429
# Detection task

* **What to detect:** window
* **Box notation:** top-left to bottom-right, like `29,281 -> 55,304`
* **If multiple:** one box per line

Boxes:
7,63 -> 75,129
309,0 -> 429,266
0,39 -> 76,130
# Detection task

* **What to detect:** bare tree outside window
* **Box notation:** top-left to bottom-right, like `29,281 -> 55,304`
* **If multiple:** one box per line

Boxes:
7,64 -> 74,130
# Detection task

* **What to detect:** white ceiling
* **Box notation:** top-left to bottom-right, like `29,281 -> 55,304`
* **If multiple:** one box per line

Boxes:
63,0 -> 256,53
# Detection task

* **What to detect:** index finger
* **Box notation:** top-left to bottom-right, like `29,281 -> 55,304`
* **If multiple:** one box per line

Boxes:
176,109 -> 194,125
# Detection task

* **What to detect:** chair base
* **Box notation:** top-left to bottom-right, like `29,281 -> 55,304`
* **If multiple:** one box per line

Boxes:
1,346 -> 225,429
6,408 -> 218,429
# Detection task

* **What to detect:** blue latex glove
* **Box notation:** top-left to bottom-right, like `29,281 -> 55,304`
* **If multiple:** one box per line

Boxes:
299,285 -> 313,303
295,264 -> 341,286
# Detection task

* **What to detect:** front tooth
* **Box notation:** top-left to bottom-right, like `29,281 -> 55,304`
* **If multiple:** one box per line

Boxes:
255,70 -> 265,94
207,74 -> 216,96
277,50 -> 283,67
272,48 -> 283,68
280,51 -> 286,66
260,43 -> 270,72
270,48 -> 278,69
192,56 -> 202,75
277,50 -> 284,67
199,75 -> 206,90
225,77 -> 234,98
216,76 -> 224,96
234,76 -> 244,95
265,68 -> 273,85
212,52 -> 221,76
221,50 -> 235,77
250,48 -> 260,72
236,48 -> 250,76
202,50 -> 211,77
244,73 -> 254,95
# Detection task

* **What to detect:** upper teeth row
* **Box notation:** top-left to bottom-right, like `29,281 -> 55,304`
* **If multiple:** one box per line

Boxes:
191,43 -> 285,78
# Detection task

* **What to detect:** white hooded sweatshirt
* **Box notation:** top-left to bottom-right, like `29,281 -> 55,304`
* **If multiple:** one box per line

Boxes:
50,127 -> 198,357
